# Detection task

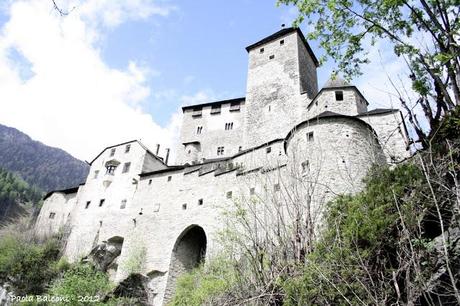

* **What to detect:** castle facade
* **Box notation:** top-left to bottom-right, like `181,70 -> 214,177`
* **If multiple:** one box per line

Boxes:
35,27 -> 410,305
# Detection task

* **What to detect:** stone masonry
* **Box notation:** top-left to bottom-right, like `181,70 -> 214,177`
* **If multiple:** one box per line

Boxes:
35,27 -> 411,305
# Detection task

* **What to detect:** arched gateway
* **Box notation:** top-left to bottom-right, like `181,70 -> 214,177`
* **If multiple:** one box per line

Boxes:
163,225 -> 207,302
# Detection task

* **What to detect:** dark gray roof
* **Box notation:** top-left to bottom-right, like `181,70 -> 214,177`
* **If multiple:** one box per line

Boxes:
357,108 -> 398,116
43,186 -> 80,201
182,97 -> 245,111
323,76 -> 350,88
245,27 -> 319,67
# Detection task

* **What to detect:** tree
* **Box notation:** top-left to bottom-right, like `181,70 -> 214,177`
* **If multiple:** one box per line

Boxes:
278,0 -> 459,146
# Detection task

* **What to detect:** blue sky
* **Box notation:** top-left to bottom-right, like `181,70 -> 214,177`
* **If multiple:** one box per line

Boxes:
0,0 -> 408,161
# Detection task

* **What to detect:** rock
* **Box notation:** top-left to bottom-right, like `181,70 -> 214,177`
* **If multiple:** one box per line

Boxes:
104,273 -> 150,306
0,284 -> 12,306
83,237 -> 124,272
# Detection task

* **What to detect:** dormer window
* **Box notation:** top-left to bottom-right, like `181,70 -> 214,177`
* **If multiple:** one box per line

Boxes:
105,160 -> 120,175
110,148 -> 116,157
335,91 -> 344,101
211,105 -> 221,115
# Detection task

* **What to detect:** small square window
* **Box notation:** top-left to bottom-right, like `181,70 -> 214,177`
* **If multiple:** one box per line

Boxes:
167,176 -> 172,182
148,179 -> 153,185
122,162 -> 131,173
260,48 -> 264,53
269,55 -> 275,60
274,183 -> 280,192
110,148 -> 116,157
302,160 -> 310,173
99,199 -> 105,207
192,108 -> 202,117
266,147 -> 271,154
120,200 -> 127,209
211,105 -> 221,114
280,40 -> 284,45
306,132 -> 314,142
335,91 -> 344,101
85,201 -> 91,209
198,199 -> 203,206
49,212 -> 56,219
125,144 -> 131,153
94,170 -> 99,179
250,187 -> 255,195
182,203 -> 187,210
226,191 -> 232,199
217,146 -> 225,156
153,203 -> 160,212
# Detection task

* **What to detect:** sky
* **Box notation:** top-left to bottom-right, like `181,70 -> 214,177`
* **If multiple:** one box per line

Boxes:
0,0 -> 411,163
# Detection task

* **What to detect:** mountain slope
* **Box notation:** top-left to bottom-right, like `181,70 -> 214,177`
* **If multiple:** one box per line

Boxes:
0,123 -> 89,192
0,167 -> 42,222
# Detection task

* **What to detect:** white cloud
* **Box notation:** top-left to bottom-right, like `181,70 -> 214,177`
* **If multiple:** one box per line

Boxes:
0,0 -> 179,161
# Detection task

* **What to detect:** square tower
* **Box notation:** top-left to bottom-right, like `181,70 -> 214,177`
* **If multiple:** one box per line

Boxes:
244,27 -> 319,148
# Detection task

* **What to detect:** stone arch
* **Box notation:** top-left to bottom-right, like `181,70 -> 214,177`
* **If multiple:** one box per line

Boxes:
163,225 -> 207,302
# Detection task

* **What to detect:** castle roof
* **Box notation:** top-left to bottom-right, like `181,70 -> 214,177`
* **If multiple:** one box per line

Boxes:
323,75 -> 350,88
245,27 -> 319,67
43,186 -> 80,201
357,108 -> 398,116
182,97 -> 245,111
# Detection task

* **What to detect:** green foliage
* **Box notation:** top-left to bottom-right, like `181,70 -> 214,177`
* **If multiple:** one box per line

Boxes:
0,167 -> 42,220
48,263 -> 114,305
169,257 -> 237,306
0,234 -> 61,295
123,242 -> 147,275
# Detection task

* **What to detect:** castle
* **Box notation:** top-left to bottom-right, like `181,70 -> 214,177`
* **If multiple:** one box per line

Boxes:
35,27 -> 410,305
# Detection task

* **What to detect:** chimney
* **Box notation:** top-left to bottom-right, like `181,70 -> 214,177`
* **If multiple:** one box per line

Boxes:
155,144 -> 160,155
165,148 -> 170,165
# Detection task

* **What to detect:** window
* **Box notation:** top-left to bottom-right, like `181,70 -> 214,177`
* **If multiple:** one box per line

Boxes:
301,160 -> 310,173
306,132 -> 314,142
106,165 -> 117,175
266,147 -> 271,154
280,39 -> 284,45
335,91 -> 344,101
226,191 -> 233,199
211,105 -> 221,114
167,176 -> 172,182
196,126 -> 203,134
217,146 -> 225,156
192,108 -> 202,117
260,48 -> 264,53
230,102 -> 241,112
238,146 -> 243,152
125,144 -> 131,153
49,212 -> 56,219
274,183 -> 280,192
153,203 -> 160,212
269,55 -> 275,60
94,170 -> 99,179
148,179 -> 153,185
85,201 -> 91,209
182,203 -> 187,210
250,187 -> 255,195
120,200 -> 127,209
99,199 -> 105,207
110,148 -> 116,157
198,199 -> 203,206
225,122 -> 233,130
122,162 -> 131,173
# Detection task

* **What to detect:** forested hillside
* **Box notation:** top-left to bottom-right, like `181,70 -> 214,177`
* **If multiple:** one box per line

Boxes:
0,123 -> 89,192
0,168 -> 42,222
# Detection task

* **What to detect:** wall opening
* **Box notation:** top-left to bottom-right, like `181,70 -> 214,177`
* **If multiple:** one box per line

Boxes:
163,225 -> 207,302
